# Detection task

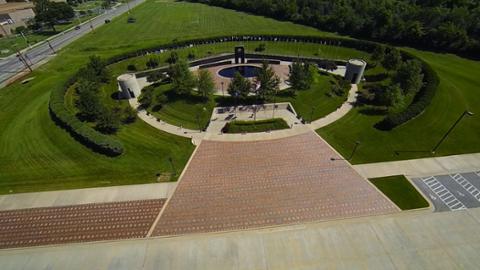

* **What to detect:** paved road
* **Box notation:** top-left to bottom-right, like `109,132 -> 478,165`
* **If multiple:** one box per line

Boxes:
0,0 -> 144,86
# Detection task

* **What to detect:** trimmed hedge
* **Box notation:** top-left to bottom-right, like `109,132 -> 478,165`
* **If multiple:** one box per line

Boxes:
375,51 -> 439,130
49,72 -> 124,156
222,118 -> 290,133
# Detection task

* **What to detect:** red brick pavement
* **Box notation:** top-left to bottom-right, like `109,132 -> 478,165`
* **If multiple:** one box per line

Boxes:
0,199 -> 165,249
153,132 -> 398,236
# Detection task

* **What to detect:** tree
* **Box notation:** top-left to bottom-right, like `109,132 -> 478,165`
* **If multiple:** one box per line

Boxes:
288,60 -> 313,91
76,80 -> 102,121
139,87 -> 153,108
255,61 -> 280,99
384,84 -> 405,111
170,59 -> 196,95
122,106 -> 137,124
167,51 -> 179,64
196,69 -> 215,98
394,60 -> 424,95
371,45 -> 386,64
227,72 -> 251,100
382,48 -> 402,72
84,55 -> 110,83
34,0 -> 74,31
96,107 -> 121,134
146,58 -> 159,69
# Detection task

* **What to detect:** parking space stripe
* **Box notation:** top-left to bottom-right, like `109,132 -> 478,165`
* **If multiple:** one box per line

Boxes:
451,173 -> 480,202
422,176 -> 466,211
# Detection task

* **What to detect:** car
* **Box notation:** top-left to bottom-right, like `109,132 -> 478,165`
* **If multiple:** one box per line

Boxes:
74,25 -> 81,30
105,19 -> 111,23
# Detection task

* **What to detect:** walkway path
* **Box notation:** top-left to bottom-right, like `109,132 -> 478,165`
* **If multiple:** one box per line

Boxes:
353,153 -> 480,179
2,207 -> 480,269
129,99 -> 205,144
308,84 -> 358,129
0,182 -> 177,211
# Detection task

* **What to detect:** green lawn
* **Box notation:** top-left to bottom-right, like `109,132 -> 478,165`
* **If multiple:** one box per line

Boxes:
369,175 -> 429,210
146,83 -> 216,130
223,118 -> 289,133
318,49 -> 480,164
0,0 -> 339,194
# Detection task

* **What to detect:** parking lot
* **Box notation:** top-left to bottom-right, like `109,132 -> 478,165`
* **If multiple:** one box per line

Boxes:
413,171 -> 480,212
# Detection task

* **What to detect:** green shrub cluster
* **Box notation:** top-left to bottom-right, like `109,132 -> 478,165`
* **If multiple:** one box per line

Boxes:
376,52 -> 439,130
222,118 -> 290,133
49,65 -> 124,156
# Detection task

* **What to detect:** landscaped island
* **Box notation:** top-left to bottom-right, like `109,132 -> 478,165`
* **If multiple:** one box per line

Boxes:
222,118 -> 289,134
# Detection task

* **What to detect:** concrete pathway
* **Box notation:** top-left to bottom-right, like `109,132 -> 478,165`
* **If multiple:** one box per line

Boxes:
2,207 -> 480,269
0,182 -> 177,211
308,84 -> 358,129
353,153 -> 480,179
129,99 -> 205,144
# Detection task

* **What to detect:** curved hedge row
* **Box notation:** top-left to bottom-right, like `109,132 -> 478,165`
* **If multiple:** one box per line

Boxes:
49,73 -> 124,156
375,51 -> 439,130
50,34 -> 437,155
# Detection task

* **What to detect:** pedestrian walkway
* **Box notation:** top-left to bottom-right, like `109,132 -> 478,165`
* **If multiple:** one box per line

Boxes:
353,153 -> 480,179
0,182 -> 177,211
2,207 -> 480,269
129,99 -> 205,144
308,84 -> 358,129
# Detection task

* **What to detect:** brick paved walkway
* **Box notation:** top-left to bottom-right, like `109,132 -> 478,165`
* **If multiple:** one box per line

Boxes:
153,132 -> 398,236
0,199 -> 165,249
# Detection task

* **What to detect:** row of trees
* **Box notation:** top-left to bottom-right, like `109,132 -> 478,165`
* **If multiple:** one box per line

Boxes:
75,56 -> 136,134
188,0 -> 480,57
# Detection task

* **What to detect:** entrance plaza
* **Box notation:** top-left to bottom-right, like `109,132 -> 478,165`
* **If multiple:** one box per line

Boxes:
152,132 -> 398,236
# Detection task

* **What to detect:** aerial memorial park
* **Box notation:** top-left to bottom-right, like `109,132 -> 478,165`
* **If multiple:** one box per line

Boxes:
0,0 -> 479,268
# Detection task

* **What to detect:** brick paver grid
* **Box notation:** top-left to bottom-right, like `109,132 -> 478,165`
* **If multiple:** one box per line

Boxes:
153,132 -> 398,236
0,199 -> 165,249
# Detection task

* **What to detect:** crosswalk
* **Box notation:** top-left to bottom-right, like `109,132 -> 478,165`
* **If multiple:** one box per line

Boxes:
451,173 -> 480,202
421,176 -> 467,211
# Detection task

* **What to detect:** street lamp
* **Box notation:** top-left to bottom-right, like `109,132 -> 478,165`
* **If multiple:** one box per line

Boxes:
168,157 -> 176,176
331,141 -> 360,161
310,106 -> 315,123
431,110 -> 474,154
221,81 -> 224,96
46,40 -> 56,54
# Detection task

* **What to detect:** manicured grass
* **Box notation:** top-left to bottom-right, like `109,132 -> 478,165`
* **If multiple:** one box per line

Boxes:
318,49 -> 480,164
369,175 -> 429,210
223,118 -> 289,133
0,0 -> 337,194
147,83 -> 216,130
276,72 -> 347,121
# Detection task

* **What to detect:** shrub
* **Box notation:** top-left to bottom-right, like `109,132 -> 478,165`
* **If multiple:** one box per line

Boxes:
127,64 -> 137,71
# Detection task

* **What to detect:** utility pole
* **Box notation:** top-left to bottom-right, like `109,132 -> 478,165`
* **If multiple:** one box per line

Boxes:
20,32 -> 30,48
431,110 -> 474,154
46,40 -> 56,54
13,46 -> 32,72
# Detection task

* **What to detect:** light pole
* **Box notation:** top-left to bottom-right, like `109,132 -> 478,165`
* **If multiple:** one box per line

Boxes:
331,141 -> 360,161
221,81 -> 224,96
431,110 -> 474,154
168,157 -> 176,176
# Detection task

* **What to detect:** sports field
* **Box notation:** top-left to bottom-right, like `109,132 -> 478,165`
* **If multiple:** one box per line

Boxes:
0,0 -> 479,193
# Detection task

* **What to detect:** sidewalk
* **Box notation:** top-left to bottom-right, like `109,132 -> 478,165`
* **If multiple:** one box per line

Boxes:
0,182 -> 177,211
308,84 -> 358,129
353,153 -> 480,179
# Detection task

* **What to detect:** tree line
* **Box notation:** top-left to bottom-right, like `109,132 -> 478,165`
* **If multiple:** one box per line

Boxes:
188,0 -> 480,57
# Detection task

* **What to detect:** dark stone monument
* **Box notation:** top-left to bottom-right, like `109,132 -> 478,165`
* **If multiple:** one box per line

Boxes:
235,46 -> 245,64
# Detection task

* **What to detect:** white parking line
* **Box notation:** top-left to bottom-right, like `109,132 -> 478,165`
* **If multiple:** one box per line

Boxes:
451,173 -> 480,202
422,176 -> 466,211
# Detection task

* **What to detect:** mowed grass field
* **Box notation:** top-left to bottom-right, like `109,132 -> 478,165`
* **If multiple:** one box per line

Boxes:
318,49 -> 480,163
0,0 -> 339,194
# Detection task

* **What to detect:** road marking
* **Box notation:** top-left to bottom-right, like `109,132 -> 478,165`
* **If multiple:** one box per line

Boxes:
422,176 -> 466,211
451,173 -> 480,202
